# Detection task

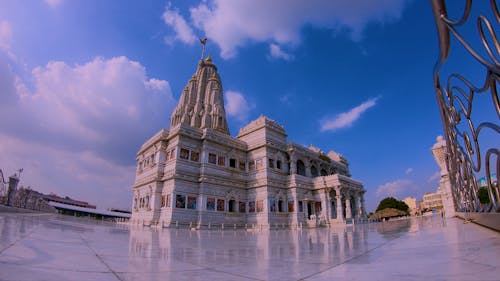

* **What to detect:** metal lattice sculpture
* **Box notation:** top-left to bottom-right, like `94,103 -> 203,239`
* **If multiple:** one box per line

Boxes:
431,0 -> 500,212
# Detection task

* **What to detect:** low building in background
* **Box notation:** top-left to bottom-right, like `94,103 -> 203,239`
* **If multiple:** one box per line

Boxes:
421,187 -> 444,212
48,201 -> 130,221
43,193 -> 97,209
0,169 -> 55,213
1,170 -> 128,220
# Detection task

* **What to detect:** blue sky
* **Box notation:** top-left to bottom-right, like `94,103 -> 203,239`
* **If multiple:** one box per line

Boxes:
0,0 -> 495,211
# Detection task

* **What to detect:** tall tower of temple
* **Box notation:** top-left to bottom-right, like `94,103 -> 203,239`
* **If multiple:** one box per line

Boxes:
170,56 -> 229,134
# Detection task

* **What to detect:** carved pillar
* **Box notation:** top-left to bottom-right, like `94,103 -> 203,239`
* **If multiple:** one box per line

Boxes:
320,189 -> 330,222
282,157 -> 289,174
353,193 -> 360,219
305,161 -> 312,178
149,183 -> 163,224
335,187 -> 343,220
345,192 -> 352,219
325,189 -> 331,220
360,192 -> 366,217
289,153 -> 297,175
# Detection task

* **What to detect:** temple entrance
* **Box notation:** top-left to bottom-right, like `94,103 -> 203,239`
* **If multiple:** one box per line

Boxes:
307,202 -> 313,219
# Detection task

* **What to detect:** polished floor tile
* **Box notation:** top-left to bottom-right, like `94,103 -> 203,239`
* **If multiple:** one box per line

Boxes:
0,213 -> 498,281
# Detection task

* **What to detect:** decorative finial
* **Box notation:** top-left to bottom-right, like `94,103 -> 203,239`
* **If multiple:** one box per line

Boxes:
205,55 -> 212,63
199,37 -> 207,60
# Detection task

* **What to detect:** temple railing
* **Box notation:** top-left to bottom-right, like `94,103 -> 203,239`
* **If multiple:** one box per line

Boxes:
431,0 -> 499,212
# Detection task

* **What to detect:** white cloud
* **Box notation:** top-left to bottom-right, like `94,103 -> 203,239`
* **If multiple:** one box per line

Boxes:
0,55 -> 177,209
45,0 -> 64,8
163,2 -> 197,45
405,167 -> 413,175
428,171 -> 441,182
0,21 -> 12,51
269,43 -> 293,61
11,56 -> 175,150
376,179 -> 412,198
320,96 -> 379,132
145,78 -> 169,91
188,0 -> 409,58
224,90 -> 254,122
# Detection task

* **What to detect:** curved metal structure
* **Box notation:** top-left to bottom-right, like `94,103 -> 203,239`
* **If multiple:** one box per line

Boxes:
432,0 -> 500,212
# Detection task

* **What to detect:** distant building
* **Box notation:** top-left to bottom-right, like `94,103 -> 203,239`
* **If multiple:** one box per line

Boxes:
3,186 -> 55,212
108,208 -> 132,214
43,193 -> 97,209
402,197 -> 417,216
421,187 -> 444,211
418,200 -> 424,212
43,193 -> 130,220
48,201 -> 130,220
478,174 -> 497,188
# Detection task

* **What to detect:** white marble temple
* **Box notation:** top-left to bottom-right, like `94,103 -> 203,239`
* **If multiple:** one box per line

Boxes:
0,213 -> 498,281
131,57 -> 366,229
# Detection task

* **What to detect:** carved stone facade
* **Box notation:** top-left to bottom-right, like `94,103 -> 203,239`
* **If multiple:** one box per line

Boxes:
131,57 -> 366,228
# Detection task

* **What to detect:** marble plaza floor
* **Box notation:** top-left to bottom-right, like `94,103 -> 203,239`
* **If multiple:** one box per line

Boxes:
0,213 -> 498,281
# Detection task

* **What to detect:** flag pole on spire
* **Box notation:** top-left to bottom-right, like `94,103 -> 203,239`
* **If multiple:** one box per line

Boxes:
200,37 -> 207,60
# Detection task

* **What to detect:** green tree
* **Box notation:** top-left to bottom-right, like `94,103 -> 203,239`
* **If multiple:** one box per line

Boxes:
477,187 -> 490,204
376,197 -> 409,213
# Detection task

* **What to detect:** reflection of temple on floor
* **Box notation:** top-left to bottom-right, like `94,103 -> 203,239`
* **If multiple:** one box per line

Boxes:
127,225 -> 371,276
131,56 -> 366,228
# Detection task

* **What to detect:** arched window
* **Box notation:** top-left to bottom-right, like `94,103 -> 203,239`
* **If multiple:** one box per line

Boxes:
320,169 -> 328,176
311,165 -> 318,177
297,160 -> 306,176
278,200 -> 284,212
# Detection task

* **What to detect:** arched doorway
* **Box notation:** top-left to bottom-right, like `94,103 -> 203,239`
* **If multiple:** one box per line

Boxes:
297,160 -> 306,176
311,165 -> 318,177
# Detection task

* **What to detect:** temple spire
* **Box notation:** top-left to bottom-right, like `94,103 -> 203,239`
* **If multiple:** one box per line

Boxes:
170,51 -> 230,134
